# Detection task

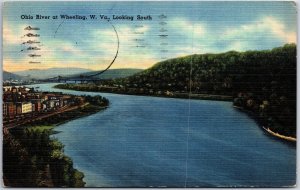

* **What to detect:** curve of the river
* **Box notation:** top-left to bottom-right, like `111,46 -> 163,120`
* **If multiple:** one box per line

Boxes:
29,83 -> 296,187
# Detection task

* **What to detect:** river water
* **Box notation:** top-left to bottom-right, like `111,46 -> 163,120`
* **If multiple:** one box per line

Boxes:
29,83 -> 296,187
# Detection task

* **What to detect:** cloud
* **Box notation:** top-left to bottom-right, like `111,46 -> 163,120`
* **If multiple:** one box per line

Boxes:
60,43 -> 82,54
170,18 -> 206,37
92,24 -> 155,69
3,58 -> 50,72
94,24 -> 150,49
168,16 -> 296,54
42,39 -> 85,55
3,23 -> 30,45
223,16 -> 296,44
264,17 -> 296,43
3,15 -> 296,72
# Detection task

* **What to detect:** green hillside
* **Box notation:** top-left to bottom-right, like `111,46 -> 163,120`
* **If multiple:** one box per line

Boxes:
56,44 -> 296,137
109,44 -> 297,137
67,68 -> 143,80
120,44 -> 295,95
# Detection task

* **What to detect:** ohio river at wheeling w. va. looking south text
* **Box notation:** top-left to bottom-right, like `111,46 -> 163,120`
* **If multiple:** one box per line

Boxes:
29,83 -> 296,188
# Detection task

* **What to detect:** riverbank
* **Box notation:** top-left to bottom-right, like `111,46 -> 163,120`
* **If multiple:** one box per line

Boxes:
55,83 -> 296,143
26,103 -> 107,127
234,106 -> 296,143
21,83 -> 297,187
3,95 -> 109,187
4,125 -> 85,187
54,83 -> 233,101
262,127 -> 296,142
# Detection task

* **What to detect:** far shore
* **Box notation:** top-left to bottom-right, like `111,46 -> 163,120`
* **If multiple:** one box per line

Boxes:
54,84 -> 233,102
54,84 -> 296,143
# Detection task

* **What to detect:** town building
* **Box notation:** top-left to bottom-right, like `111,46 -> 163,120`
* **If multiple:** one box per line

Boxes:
16,102 -> 32,114
4,102 -> 17,118
3,103 -> 8,116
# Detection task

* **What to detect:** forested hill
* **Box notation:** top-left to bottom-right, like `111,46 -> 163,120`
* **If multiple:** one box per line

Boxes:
109,44 -> 296,137
66,68 -> 143,80
118,44 -> 295,96
56,44 -> 296,137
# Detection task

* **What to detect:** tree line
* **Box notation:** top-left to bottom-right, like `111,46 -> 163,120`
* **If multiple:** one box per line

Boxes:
104,43 -> 297,137
3,127 -> 85,187
3,94 -> 109,187
56,44 -> 296,137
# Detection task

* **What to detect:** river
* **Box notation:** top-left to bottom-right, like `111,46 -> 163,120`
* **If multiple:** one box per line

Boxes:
28,83 -> 296,187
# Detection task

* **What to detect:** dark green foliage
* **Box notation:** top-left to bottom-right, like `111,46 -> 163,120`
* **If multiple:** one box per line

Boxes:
121,44 -> 296,136
116,44 -> 295,97
3,94 -> 108,187
84,95 -> 109,106
3,127 -> 85,187
57,44 -> 296,137
66,68 -> 143,79
3,132 -> 37,187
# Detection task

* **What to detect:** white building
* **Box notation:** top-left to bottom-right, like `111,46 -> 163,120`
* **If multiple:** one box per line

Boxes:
20,102 -> 32,114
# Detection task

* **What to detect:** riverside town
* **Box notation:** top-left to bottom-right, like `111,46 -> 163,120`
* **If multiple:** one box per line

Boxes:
3,86 -> 108,129
3,86 -> 81,127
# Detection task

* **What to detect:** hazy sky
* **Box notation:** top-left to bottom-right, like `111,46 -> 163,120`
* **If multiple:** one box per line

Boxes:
3,1 -> 297,72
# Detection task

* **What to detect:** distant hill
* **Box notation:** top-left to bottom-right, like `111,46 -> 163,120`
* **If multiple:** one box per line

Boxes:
13,68 -> 93,79
3,71 -> 24,81
68,68 -> 143,79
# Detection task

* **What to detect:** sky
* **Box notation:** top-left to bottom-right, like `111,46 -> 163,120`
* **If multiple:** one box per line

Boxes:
3,1 -> 297,72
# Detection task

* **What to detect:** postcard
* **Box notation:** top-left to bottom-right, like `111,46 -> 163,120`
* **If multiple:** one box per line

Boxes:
2,1 -> 297,188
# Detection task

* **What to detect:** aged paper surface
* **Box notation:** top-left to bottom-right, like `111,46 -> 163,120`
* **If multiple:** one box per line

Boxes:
2,1 -> 297,188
